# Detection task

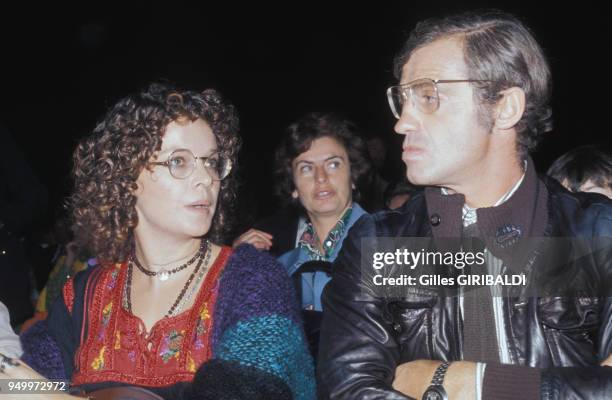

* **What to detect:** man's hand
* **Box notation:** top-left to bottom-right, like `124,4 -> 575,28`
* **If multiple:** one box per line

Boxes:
232,229 -> 274,251
393,360 -> 477,399
601,354 -> 612,367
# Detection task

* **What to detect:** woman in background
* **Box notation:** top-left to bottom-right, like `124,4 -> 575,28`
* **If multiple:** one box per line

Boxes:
236,112 -> 371,311
234,113 -> 371,362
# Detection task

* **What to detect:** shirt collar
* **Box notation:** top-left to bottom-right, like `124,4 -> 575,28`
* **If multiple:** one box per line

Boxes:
298,205 -> 353,261
441,161 -> 527,227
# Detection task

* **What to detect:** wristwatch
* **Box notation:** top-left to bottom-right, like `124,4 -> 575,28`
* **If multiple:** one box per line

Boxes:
422,362 -> 449,400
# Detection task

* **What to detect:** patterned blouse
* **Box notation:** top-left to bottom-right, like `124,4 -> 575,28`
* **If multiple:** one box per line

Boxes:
297,206 -> 353,261
22,245 -> 315,399
67,247 -> 229,387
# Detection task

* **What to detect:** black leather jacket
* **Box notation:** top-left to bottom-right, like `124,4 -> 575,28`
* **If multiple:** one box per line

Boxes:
318,178 -> 612,399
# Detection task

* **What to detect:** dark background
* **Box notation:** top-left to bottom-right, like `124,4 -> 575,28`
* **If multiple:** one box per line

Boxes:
1,2 -> 611,232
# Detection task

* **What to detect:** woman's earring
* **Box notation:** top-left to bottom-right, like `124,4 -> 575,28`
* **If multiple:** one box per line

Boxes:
352,183 -> 356,190
292,190 -> 299,199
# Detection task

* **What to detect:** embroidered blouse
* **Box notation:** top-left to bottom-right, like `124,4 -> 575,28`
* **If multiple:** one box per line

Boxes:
68,247 -> 229,387
22,244 -> 316,399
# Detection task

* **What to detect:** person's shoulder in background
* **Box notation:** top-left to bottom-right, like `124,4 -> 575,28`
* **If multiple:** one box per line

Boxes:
0,301 -> 22,358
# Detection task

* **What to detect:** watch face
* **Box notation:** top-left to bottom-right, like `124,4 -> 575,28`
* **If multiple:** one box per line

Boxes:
425,392 -> 441,400
423,387 -> 446,400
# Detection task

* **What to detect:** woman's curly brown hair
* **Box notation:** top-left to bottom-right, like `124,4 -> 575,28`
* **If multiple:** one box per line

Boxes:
70,83 -> 241,263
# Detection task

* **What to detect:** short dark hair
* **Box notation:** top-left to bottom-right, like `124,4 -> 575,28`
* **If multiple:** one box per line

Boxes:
547,145 -> 612,192
274,112 -> 371,206
393,10 -> 553,160
70,83 -> 241,262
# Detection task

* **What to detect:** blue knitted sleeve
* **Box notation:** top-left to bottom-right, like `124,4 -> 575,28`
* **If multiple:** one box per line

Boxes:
198,244 -> 316,400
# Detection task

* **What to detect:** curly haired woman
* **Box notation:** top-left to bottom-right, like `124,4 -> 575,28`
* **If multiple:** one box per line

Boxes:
2,83 -> 314,400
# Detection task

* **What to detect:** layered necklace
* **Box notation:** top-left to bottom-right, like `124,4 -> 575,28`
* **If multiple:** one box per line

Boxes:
131,241 -> 207,282
125,240 -> 212,318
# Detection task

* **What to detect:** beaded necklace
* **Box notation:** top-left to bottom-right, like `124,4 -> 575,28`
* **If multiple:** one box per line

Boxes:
125,240 -> 212,318
131,240 -> 205,282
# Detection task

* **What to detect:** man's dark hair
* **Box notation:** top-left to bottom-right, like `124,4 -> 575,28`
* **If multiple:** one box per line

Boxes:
274,112 -> 371,206
393,10 -> 553,160
547,145 -> 612,193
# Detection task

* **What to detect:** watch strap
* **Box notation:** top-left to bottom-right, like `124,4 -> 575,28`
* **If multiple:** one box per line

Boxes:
430,362 -> 450,386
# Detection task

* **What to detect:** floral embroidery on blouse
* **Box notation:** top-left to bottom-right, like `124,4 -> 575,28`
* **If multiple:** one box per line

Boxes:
193,303 -> 211,350
199,303 -> 210,321
96,265 -> 120,341
91,346 -> 106,371
187,353 -> 196,373
71,248 -> 231,388
159,329 -> 184,363
98,301 -> 113,340
107,265 -> 120,290
114,331 -> 121,350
